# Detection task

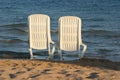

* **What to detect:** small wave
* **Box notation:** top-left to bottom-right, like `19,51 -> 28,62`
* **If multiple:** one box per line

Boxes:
106,34 -> 120,38
98,49 -> 113,53
1,23 -> 58,34
0,39 -> 25,43
0,51 -> 29,59
0,23 -> 27,27
89,25 -> 102,28
83,29 -> 119,37
83,29 -> 112,34
84,18 -> 105,22
83,29 -> 120,40
0,36 -> 16,39
0,23 -> 28,34
12,28 -> 28,33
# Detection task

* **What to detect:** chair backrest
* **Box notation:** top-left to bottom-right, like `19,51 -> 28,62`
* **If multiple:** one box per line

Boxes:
28,14 -> 51,50
59,16 -> 82,51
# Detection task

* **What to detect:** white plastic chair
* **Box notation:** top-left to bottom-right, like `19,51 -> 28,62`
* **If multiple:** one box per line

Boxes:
28,14 -> 55,59
58,16 -> 87,60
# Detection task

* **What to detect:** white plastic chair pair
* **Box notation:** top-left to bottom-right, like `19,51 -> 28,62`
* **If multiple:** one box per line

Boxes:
28,14 -> 87,60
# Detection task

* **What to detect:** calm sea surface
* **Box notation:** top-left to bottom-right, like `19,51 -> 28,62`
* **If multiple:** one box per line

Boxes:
0,0 -> 120,61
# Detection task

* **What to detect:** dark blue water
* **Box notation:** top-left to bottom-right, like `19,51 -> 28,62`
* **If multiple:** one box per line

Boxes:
0,0 -> 120,61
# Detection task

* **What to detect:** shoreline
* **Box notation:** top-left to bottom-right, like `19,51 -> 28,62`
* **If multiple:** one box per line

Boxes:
0,58 -> 120,80
0,51 -> 120,63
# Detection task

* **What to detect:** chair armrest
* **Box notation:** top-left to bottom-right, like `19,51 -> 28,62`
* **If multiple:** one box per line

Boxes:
50,40 -> 56,55
81,43 -> 87,54
50,40 -> 56,45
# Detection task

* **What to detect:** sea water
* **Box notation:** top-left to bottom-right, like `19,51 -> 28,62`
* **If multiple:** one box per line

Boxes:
0,0 -> 120,61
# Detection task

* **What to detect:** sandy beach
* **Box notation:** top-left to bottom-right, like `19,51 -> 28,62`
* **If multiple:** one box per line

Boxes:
0,58 -> 120,80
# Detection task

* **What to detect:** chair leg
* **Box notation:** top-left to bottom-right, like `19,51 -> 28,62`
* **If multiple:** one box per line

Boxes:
58,50 -> 63,61
78,50 -> 82,59
49,54 -> 53,60
29,48 -> 33,59
78,50 -> 84,59
48,48 -> 53,60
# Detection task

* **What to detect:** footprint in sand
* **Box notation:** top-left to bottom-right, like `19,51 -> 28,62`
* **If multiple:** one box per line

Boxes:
58,69 -> 72,77
74,69 -> 84,74
58,69 -> 68,74
9,74 -> 16,79
86,72 -> 99,79
12,63 -> 18,67
41,69 -> 51,74
26,68 -> 33,71
29,74 -> 41,78
16,71 -> 25,74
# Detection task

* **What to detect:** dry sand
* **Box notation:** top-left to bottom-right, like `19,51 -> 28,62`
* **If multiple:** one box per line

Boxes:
0,58 -> 120,80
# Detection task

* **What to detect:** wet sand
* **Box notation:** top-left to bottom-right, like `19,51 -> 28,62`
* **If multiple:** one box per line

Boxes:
0,58 -> 120,80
